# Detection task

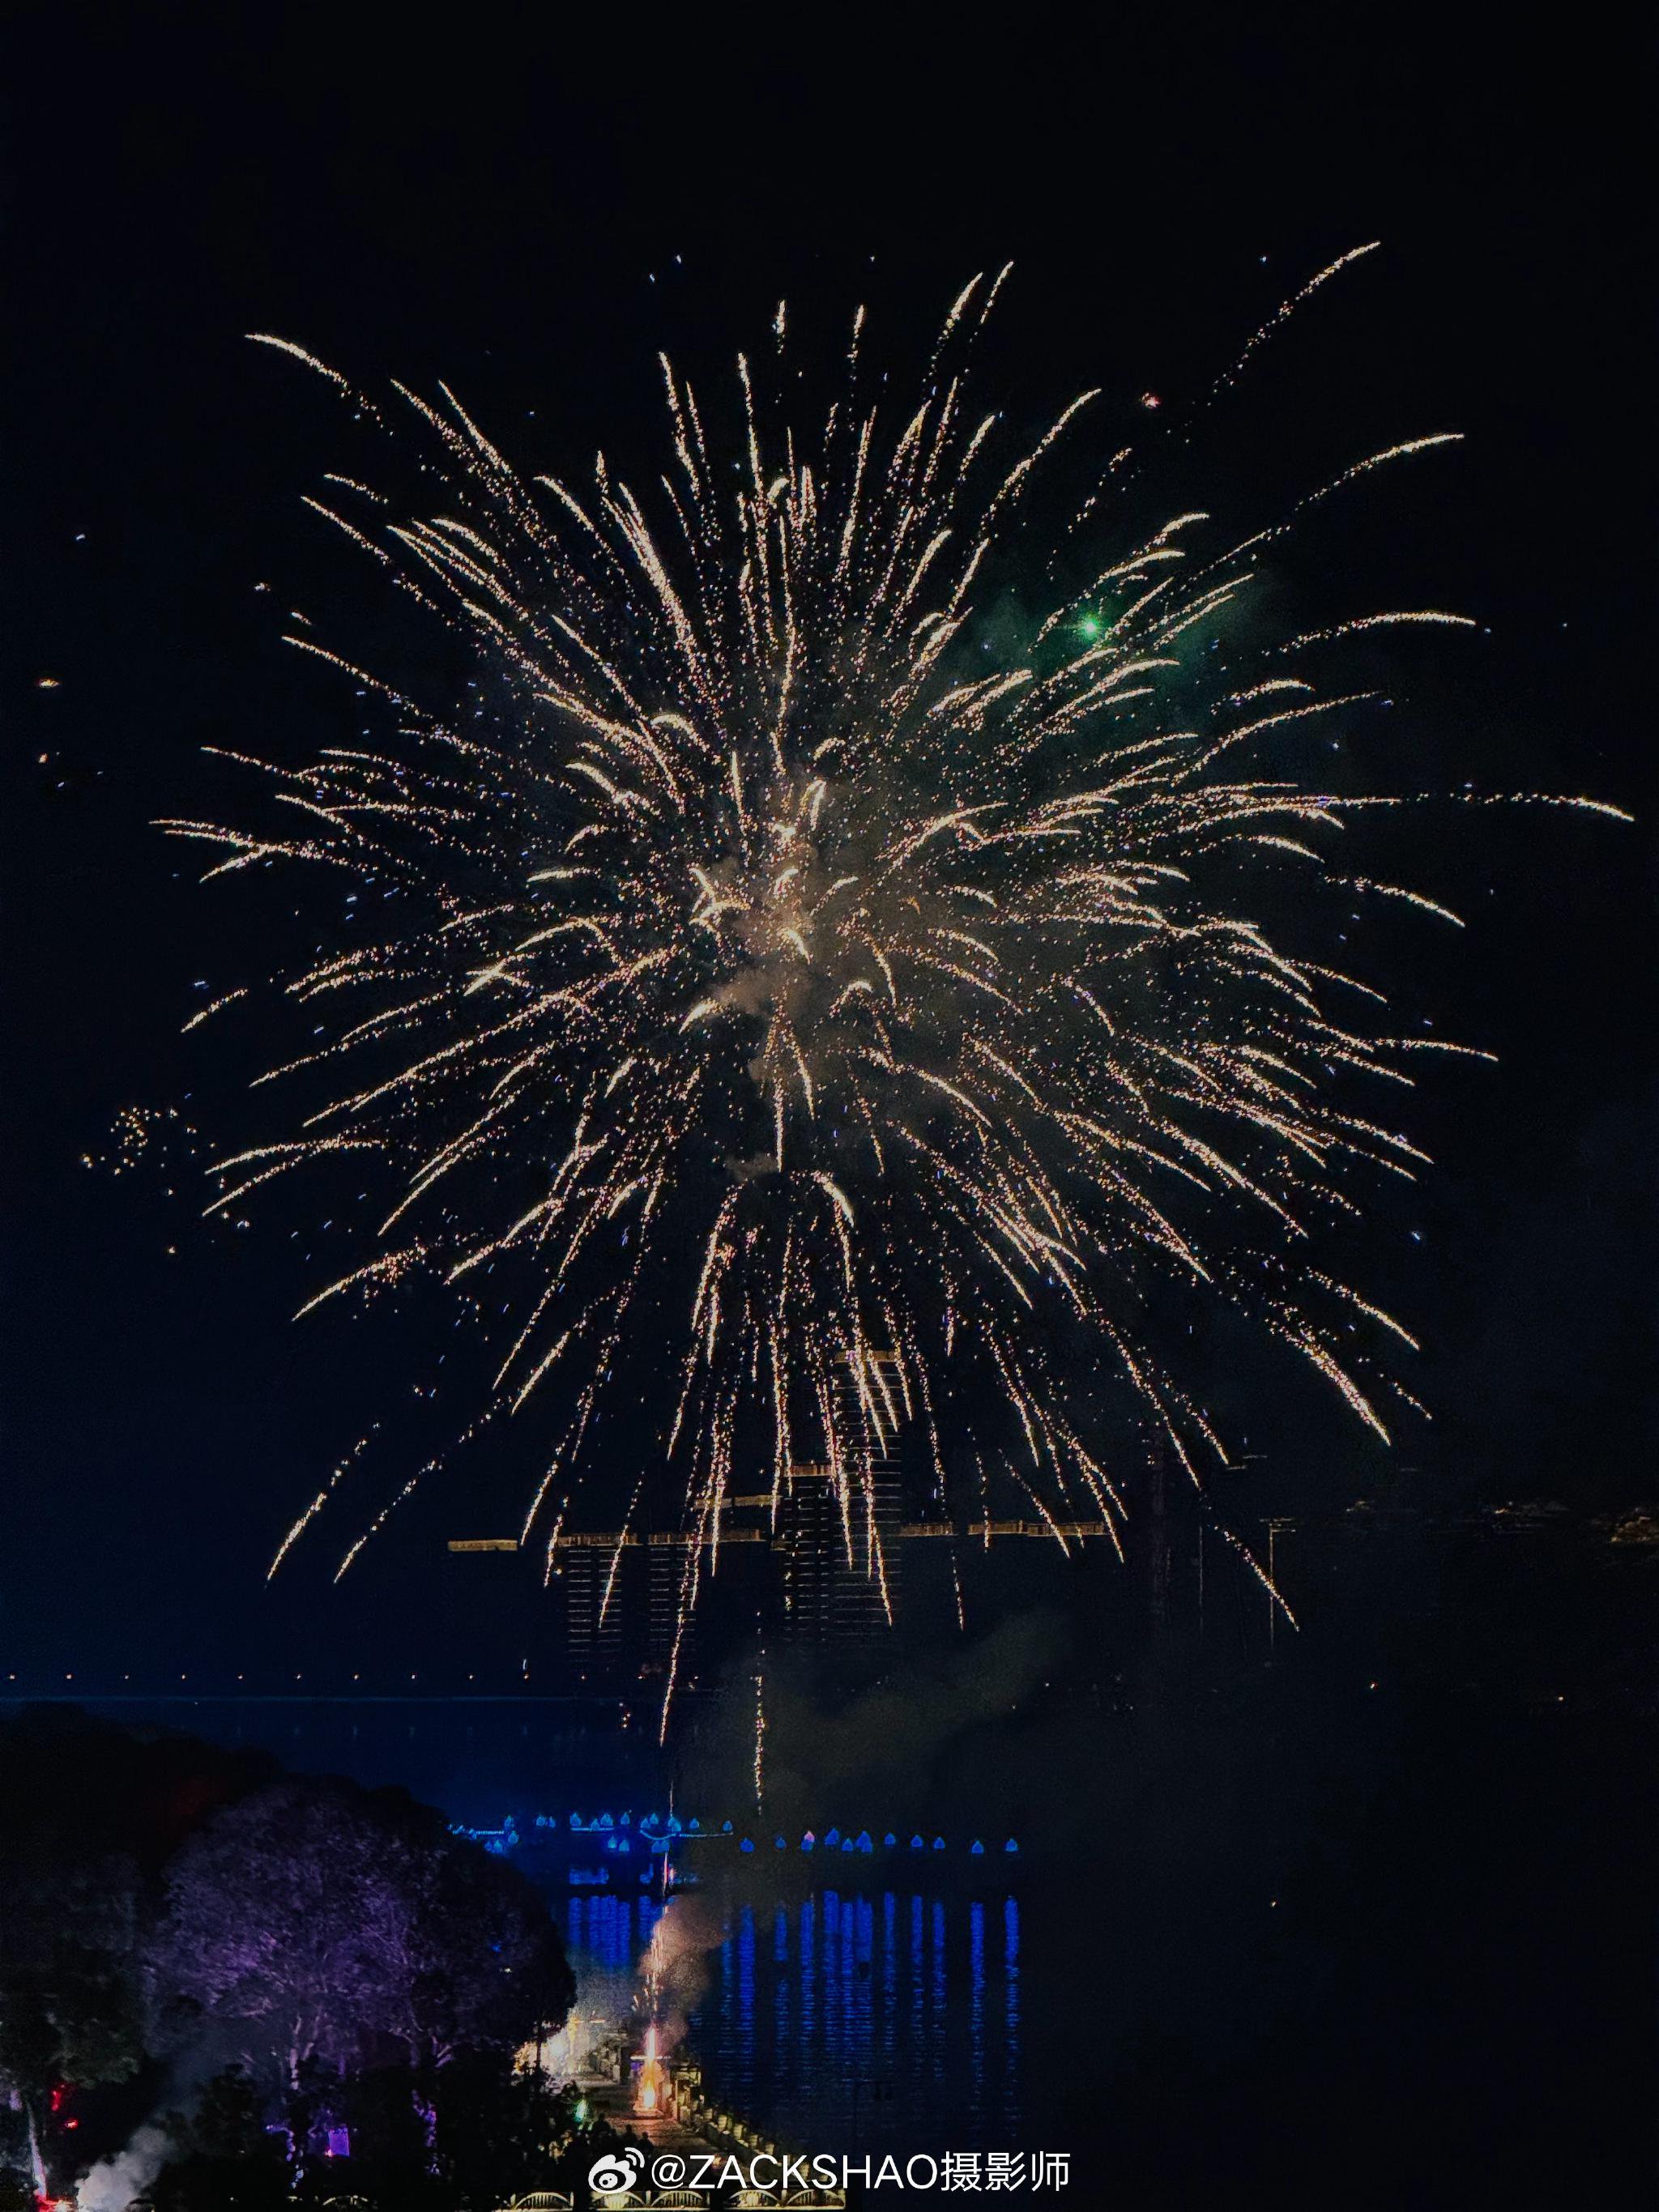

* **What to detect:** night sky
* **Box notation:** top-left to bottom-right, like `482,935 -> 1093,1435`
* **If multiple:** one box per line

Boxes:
3,13 -> 1652,1693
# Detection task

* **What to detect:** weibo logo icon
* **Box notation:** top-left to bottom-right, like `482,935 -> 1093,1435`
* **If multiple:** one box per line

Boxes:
587,2144 -> 647,2191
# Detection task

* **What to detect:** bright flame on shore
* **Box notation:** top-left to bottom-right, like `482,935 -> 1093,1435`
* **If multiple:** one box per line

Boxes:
633,2020 -> 667,2116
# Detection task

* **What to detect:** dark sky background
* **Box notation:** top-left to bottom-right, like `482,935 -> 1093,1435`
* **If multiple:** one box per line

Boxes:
2,11 -> 1652,1692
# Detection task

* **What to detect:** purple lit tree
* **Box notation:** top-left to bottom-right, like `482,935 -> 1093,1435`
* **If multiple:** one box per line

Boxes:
147,1778 -> 420,2085
145,1776 -> 571,2090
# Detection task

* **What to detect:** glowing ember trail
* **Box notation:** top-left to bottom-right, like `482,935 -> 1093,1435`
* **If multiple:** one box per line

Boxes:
164,260 -> 1627,1726
633,2020 -> 667,2116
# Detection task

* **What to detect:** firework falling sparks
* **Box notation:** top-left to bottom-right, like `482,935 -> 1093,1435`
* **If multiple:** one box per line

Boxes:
753,1660 -> 767,1813
164,258 -> 1623,1720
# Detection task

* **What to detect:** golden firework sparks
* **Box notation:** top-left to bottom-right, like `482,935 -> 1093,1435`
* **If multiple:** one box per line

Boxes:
166,264 -> 1627,1729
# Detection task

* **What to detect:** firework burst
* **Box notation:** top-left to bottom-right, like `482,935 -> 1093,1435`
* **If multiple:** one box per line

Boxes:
163,258 -> 1623,1711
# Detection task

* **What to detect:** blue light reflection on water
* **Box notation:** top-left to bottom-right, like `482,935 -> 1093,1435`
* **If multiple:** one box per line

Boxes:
1004,1896 -> 1021,2136
560,1885 -> 1022,2151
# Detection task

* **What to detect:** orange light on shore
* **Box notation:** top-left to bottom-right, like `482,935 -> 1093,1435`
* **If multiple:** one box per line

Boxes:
634,2021 -> 668,2115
